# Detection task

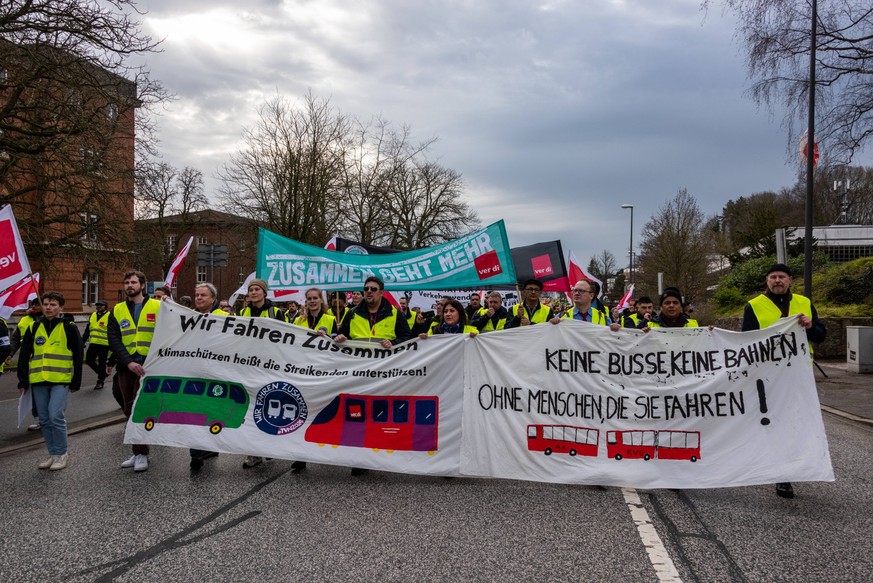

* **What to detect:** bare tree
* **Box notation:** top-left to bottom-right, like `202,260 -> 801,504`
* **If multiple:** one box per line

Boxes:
586,250 -> 619,293
386,160 -> 480,249
134,160 -> 207,275
176,166 -> 208,222
340,118 -> 430,245
709,1 -> 873,164
218,93 -> 350,246
221,92 -> 479,250
0,0 -> 165,272
637,189 -> 715,302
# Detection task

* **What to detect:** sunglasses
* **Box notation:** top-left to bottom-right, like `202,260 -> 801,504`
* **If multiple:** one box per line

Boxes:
363,286 -> 380,292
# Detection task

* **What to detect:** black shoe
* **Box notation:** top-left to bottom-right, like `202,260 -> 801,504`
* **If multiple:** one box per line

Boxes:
351,467 -> 367,476
291,461 -> 307,472
94,380 -> 104,390
775,482 -> 795,498
190,456 -> 204,470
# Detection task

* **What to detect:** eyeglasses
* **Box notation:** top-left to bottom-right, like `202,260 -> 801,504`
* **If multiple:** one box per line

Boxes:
572,289 -> 592,294
524,288 -> 541,293
363,286 -> 380,292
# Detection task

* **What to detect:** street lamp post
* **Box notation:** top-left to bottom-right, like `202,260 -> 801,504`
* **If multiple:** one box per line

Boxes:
621,204 -> 634,287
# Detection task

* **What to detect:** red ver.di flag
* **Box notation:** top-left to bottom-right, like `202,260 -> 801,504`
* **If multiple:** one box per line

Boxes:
0,205 -> 32,292
0,273 -> 39,320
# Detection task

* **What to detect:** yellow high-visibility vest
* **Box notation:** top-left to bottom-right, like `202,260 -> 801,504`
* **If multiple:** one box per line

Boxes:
511,303 -> 550,324
29,320 -> 74,384
113,299 -> 161,356
749,293 -> 813,357
349,307 -> 400,340
648,318 -> 699,328
294,312 -> 337,334
88,311 -> 110,346
562,306 -> 608,325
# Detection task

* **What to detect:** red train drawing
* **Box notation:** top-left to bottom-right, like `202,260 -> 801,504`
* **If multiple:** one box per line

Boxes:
305,393 -> 438,453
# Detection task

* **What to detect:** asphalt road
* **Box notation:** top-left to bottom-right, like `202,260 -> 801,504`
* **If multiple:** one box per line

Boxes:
1,412 -> 871,582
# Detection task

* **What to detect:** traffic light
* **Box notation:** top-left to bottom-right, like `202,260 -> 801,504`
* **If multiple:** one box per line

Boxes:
196,244 -> 229,267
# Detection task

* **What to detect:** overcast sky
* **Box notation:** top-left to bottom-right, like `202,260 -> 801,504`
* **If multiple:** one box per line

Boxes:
136,0 -> 803,270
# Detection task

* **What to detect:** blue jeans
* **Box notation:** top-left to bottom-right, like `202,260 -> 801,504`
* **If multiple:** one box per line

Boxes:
31,383 -> 69,455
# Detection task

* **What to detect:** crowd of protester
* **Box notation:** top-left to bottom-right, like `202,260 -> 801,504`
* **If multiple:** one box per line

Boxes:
1,263 -> 821,498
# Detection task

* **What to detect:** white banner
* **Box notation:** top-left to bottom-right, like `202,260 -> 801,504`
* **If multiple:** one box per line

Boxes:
400,289 -> 519,312
126,301 -> 464,476
127,304 -> 833,488
462,320 -> 833,488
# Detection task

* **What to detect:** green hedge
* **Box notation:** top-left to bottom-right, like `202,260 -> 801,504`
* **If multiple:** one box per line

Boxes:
817,257 -> 873,306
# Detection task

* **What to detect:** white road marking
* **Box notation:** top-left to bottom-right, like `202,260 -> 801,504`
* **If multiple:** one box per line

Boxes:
622,487 -> 682,583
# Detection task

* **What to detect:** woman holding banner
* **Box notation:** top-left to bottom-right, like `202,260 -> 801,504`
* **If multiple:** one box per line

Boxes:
293,288 -> 336,336
418,299 -> 477,338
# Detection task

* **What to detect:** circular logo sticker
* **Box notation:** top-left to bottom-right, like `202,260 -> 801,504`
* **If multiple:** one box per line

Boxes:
343,245 -> 369,255
35,336 -> 46,346
120,319 -> 131,330
253,381 -> 308,436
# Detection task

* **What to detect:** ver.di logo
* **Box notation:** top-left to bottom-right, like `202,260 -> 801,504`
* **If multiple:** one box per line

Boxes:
253,381 -> 308,436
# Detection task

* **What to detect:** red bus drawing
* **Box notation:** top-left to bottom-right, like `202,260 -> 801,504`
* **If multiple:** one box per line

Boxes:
655,430 -> 701,462
527,424 -> 599,457
305,393 -> 438,453
606,430 -> 700,462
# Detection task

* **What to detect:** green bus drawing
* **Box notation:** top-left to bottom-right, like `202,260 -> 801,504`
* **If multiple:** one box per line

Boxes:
132,376 -> 249,434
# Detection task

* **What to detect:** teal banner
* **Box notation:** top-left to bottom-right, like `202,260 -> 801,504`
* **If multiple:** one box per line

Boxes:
257,221 -> 517,291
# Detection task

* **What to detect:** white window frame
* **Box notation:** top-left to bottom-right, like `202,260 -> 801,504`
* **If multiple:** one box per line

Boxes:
82,270 -> 99,306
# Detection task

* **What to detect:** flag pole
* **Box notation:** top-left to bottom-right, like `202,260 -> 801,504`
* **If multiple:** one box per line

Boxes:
28,273 -> 39,299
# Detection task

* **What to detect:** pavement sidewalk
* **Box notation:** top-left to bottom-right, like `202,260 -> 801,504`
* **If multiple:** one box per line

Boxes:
814,360 -> 873,424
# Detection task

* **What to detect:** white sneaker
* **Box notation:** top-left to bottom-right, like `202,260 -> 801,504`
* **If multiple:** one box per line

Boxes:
133,454 -> 149,472
38,456 -> 55,470
49,453 -> 69,471
120,455 -> 137,469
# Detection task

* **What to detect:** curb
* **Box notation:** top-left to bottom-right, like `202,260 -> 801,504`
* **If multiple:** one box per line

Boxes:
820,405 -> 873,426
0,413 -> 126,456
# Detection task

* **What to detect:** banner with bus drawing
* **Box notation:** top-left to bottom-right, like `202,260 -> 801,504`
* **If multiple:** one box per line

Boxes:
126,302 -> 834,488
125,300 -> 464,476
461,319 -> 834,488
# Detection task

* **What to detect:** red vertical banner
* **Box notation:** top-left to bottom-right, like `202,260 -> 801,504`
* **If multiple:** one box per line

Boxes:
0,205 -> 32,292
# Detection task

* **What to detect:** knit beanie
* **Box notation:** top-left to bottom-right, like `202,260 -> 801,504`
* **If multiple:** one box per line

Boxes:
659,287 -> 683,305
249,278 -> 269,293
766,263 -> 792,277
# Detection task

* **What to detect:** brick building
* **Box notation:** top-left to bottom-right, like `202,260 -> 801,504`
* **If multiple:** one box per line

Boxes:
1,40 -> 139,313
135,209 -> 259,301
